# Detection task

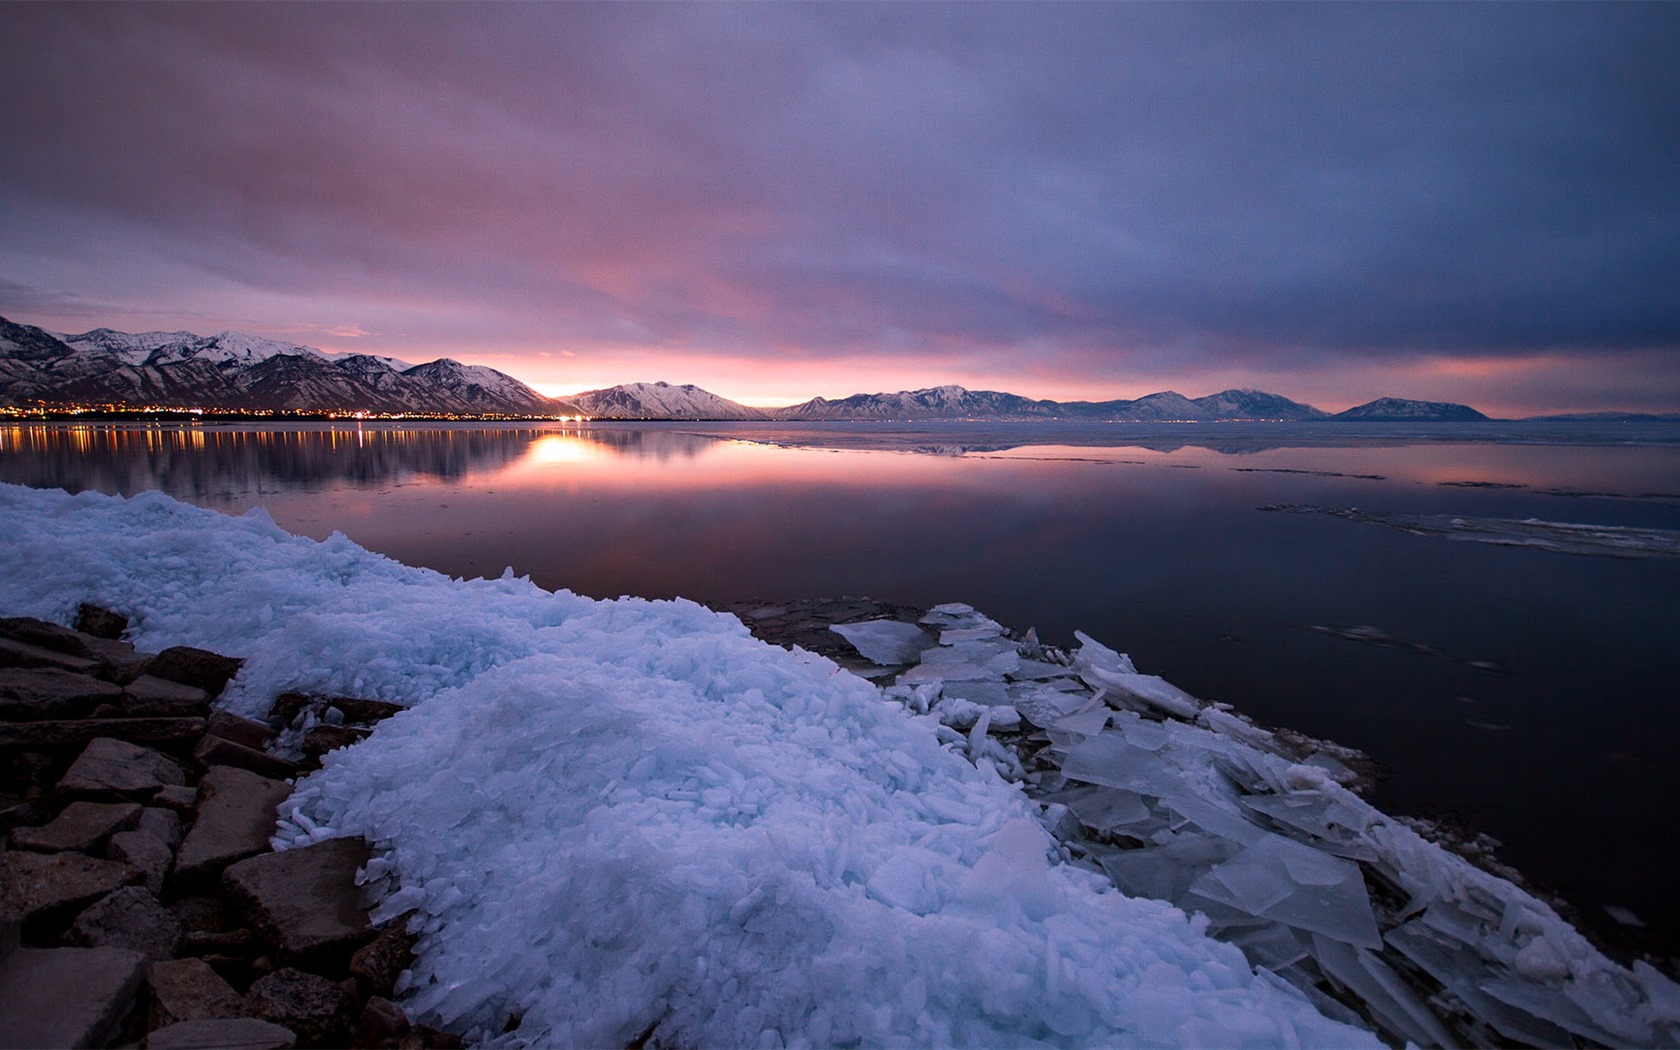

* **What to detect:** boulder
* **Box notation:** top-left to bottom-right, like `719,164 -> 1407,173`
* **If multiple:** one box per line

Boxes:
144,1018 -> 297,1050
0,637 -> 98,675
245,967 -> 354,1048
193,735 -> 299,780
0,616 -> 100,659
56,737 -> 187,799
140,805 -> 185,849
270,692 -> 403,729
353,996 -> 411,1047
208,710 -> 278,751
175,767 -> 293,884
153,784 -> 199,811
301,724 -> 368,762
0,851 -> 138,929
349,916 -> 417,998
145,647 -> 244,698
75,603 -> 129,640
108,829 -> 174,895
68,884 -> 183,961
122,675 -> 211,718
224,838 -> 373,968
146,957 -> 247,1028
0,944 -> 144,1049
10,800 -> 141,853
81,637 -> 154,684
0,667 -> 123,721
0,716 -> 207,752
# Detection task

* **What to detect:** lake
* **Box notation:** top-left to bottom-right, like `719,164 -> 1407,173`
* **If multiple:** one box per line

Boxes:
4,418 -> 1678,958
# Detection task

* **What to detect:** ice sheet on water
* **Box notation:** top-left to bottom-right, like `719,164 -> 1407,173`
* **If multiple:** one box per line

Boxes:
0,484 -> 1378,1049
828,619 -> 930,665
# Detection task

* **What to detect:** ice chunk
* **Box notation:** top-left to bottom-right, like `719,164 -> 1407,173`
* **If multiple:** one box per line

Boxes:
1384,920 -> 1575,1048
939,680 -> 1010,707
1072,630 -> 1137,675
1092,672 -> 1201,719
1066,788 -> 1152,832
1051,705 -> 1112,739
1482,975 -> 1652,1046
940,624 -> 1005,643
1008,683 -> 1092,727
1231,925 -> 1310,971
1312,934 -> 1456,1048
1161,795 -> 1265,847
829,619 -> 931,665
897,661 -> 993,684
1098,835 -> 1238,905
1191,835 -> 1380,949
1062,732 -> 1187,797
1007,658 -> 1070,681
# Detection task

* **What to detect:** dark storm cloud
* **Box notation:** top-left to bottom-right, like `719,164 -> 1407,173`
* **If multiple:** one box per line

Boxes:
1,2 -> 1676,398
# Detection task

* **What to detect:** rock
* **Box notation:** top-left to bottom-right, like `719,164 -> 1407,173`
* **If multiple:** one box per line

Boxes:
122,675 -> 211,717
1,750 -> 61,798
0,716 -> 207,752
224,838 -> 373,968
209,710 -> 278,751
170,895 -> 228,935
10,800 -> 141,853
82,637 -> 154,684
144,1017 -> 298,1050
246,967 -> 354,1048
75,603 -> 129,640
68,884 -> 183,961
193,735 -> 300,780
145,647 -> 244,698
0,616 -> 100,659
140,805 -> 185,849
0,851 -> 138,930
0,798 -> 49,832
0,667 -> 123,721
0,637 -> 99,675
0,944 -> 144,1049
154,784 -> 199,811
108,829 -> 174,895
146,957 -> 247,1028
349,917 -> 417,998
353,996 -> 410,1046
302,724 -> 368,762
175,767 -> 293,885
180,927 -> 260,958
56,737 -> 187,799
270,693 -> 403,729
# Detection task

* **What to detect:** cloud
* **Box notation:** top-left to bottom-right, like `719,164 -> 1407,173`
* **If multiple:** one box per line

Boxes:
0,3 -> 1676,409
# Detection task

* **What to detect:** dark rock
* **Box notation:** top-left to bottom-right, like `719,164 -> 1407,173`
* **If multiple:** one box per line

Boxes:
0,944 -> 144,1049
353,996 -> 410,1046
194,735 -> 300,780
268,693 -> 319,729
0,797 -> 49,832
147,957 -> 248,1028
224,838 -> 373,969
170,895 -> 229,935
122,675 -> 211,717
0,667 -> 123,721
180,927 -> 260,958
0,616 -> 100,659
175,767 -> 293,885
0,636 -> 99,675
146,646 -> 244,698
68,884 -> 183,961
144,1017 -> 298,1050
56,736 -> 187,799
108,829 -> 174,895
270,693 -> 403,729
209,710 -> 279,751
0,716 -> 207,752
303,724 -> 369,762
82,636 -> 154,684
246,967 -> 354,1048
349,917 -> 417,998
140,805 -> 185,849
154,784 -> 199,811
10,799 -> 141,853
75,603 -> 129,640
1,750 -> 61,798
0,851 -> 139,931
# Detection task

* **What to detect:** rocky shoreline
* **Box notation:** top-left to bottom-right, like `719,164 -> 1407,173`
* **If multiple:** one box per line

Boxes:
0,607 -> 454,1049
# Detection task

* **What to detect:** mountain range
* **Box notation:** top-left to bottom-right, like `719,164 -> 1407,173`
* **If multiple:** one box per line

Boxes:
2,315 -> 1496,422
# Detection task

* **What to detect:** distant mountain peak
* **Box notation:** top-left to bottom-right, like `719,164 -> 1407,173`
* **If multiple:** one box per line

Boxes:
1334,397 -> 1488,422
565,381 -> 766,420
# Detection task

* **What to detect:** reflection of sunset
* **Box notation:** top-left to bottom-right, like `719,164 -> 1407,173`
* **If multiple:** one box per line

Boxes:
525,433 -> 610,466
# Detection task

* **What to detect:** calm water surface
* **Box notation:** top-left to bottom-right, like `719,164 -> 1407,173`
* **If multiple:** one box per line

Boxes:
4,420 -> 1678,954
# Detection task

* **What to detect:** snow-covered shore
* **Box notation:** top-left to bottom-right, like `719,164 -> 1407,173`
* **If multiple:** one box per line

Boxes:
3,482 -> 1676,1047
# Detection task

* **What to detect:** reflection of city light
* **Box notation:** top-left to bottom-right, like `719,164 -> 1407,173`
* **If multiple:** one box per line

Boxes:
526,434 -> 603,465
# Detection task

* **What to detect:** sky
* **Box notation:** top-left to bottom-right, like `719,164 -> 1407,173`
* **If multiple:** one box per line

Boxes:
2,3 -> 1677,416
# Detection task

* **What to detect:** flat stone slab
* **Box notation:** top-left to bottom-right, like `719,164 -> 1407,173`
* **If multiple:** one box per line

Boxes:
246,967 -> 354,1047
121,675 -> 210,717
0,850 -> 138,926
109,829 -> 174,895
145,646 -> 244,698
146,957 -> 247,1028
69,884 -> 183,961
11,800 -> 141,853
82,636 -> 153,684
0,616 -> 101,659
144,1018 -> 297,1050
193,735 -> 298,780
0,716 -> 206,751
57,736 -> 187,799
225,837 -> 373,966
0,636 -> 99,675
207,710 -> 277,750
0,944 -> 144,1050
175,767 -> 292,884
0,667 -> 123,720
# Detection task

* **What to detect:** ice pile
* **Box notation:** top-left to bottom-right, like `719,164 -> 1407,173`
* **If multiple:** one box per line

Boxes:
1,484 -> 1375,1048
853,603 -> 1680,1047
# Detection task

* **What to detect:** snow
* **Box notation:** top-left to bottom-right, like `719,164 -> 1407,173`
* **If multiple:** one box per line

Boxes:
0,483 -> 1374,1048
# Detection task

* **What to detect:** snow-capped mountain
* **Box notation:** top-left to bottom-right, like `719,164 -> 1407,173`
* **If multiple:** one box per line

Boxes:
0,316 -> 576,416
565,382 -> 768,420
1191,389 -> 1329,421
773,385 -> 1064,421
1333,397 -> 1488,422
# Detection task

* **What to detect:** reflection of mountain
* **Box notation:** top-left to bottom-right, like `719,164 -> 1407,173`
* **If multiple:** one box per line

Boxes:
0,425 -> 725,502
